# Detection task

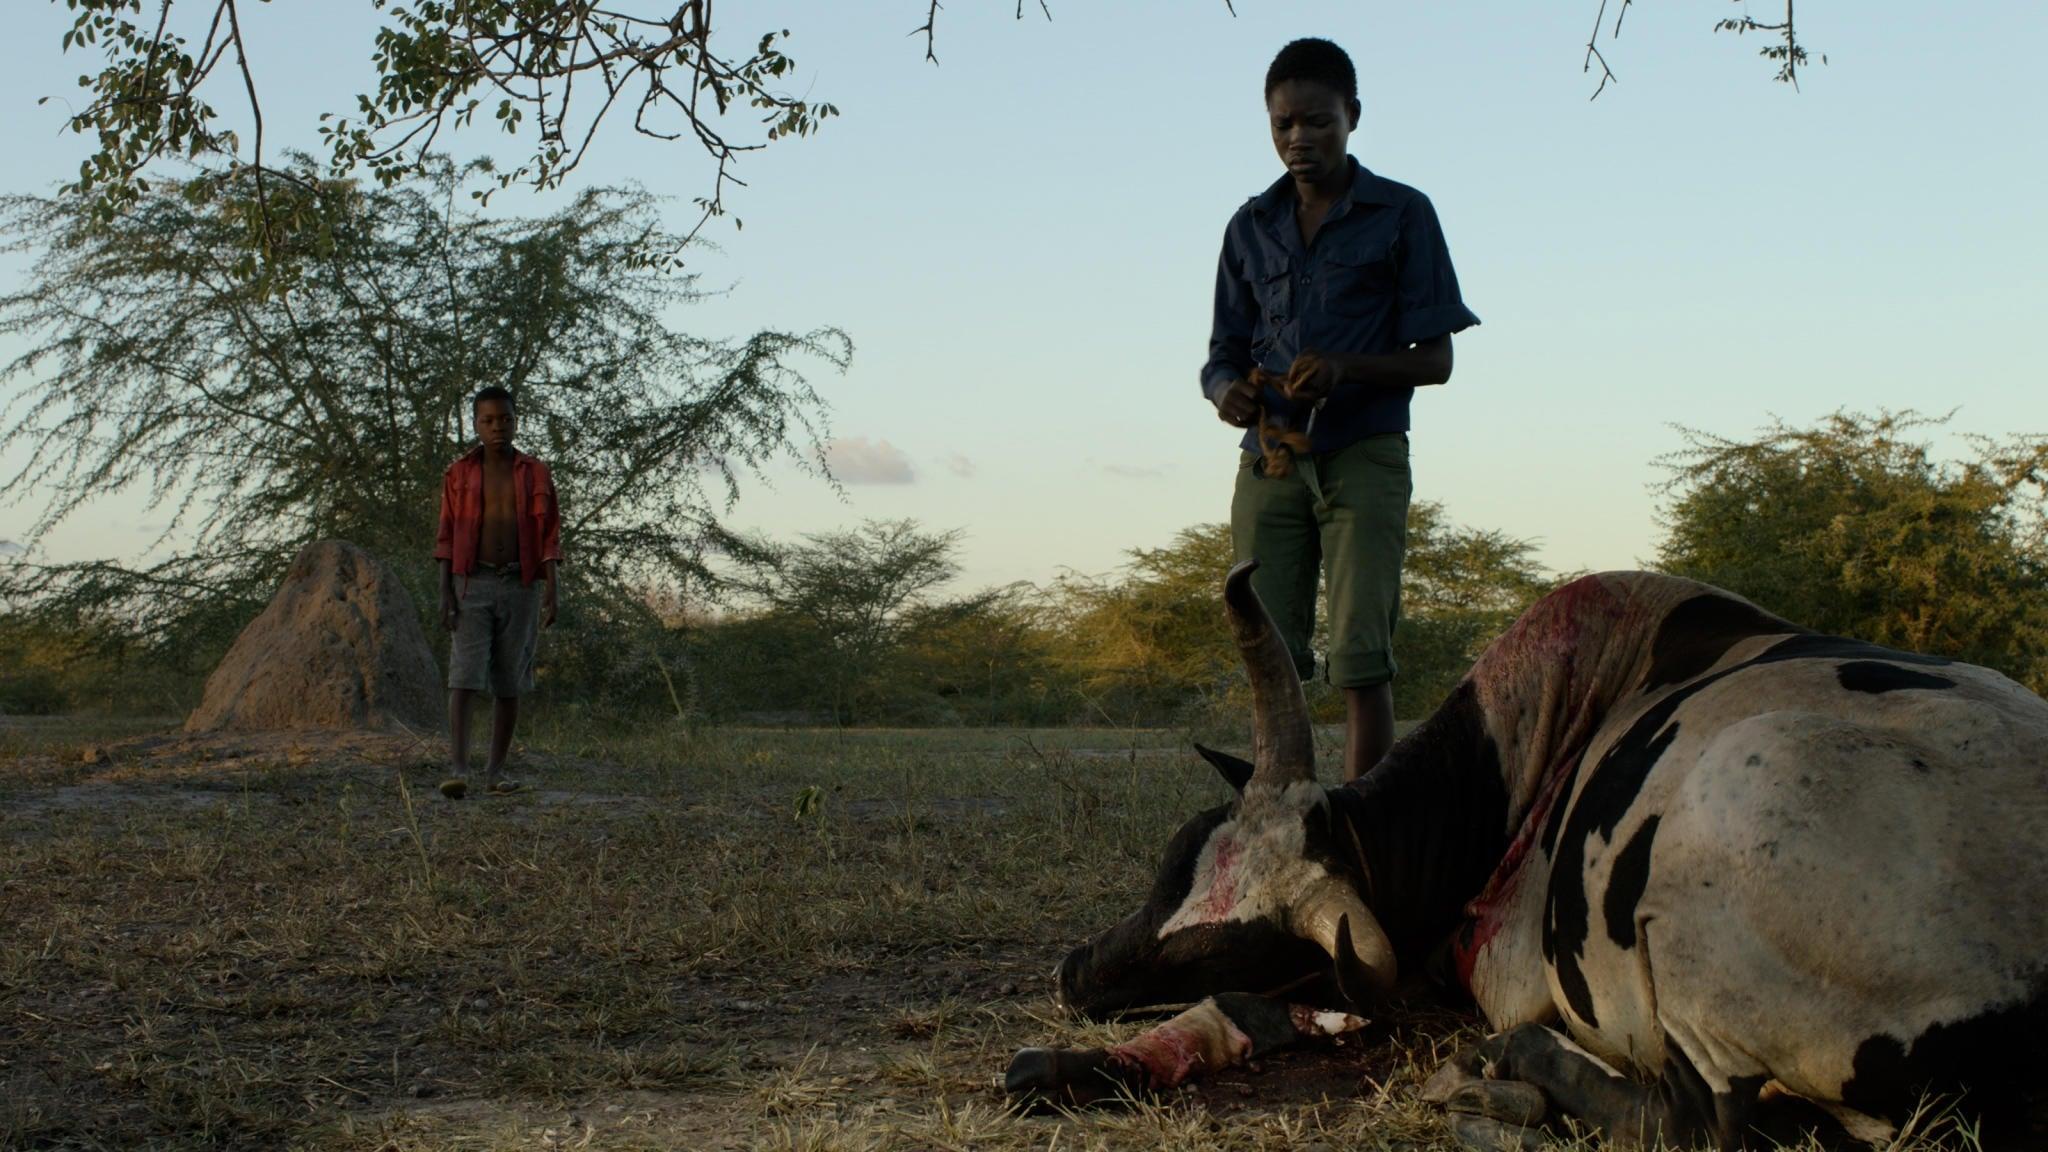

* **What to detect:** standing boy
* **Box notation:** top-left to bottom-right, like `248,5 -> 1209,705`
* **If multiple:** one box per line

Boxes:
435,385 -> 561,795
1203,38 -> 1480,782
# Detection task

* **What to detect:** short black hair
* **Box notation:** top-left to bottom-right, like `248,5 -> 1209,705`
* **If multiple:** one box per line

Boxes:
1264,37 -> 1357,103
472,385 -> 514,414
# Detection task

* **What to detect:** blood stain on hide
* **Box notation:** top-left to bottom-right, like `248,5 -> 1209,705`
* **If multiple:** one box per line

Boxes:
1191,837 -> 1243,923
1835,661 -> 1958,695
1469,575 -> 1623,697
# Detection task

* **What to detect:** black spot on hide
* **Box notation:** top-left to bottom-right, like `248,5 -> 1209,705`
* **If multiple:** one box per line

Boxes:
1544,627 -> 1961,1030
1836,661 -> 1959,695
1537,755 -> 1580,858
1147,807 -> 1233,909
1209,992 -> 1304,1055
1601,815 -> 1660,949
1341,681 -> 1510,971
1761,632 -> 1953,667
1644,593 -> 1799,691
1841,994 -> 2048,1132
1545,719 -> 1676,1026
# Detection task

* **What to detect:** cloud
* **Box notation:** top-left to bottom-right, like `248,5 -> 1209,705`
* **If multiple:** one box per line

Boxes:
1101,463 -> 1164,480
942,453 -> 976,478
825,437 -> 917,485
0,539 -> 21,557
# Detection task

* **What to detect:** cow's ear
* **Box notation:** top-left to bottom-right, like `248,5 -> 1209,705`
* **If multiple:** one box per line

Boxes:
1194,743 -> 1254,793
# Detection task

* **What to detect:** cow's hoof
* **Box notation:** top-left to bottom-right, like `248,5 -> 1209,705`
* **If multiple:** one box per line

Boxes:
1448,1113 -> 1548,1152
1420,1048 -> 1487,1103
1445,1079 -> 1548,1127
1004,1047 -> 1145,1110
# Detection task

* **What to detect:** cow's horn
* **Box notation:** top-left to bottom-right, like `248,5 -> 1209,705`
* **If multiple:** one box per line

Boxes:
1291,874 -> 1397,1004
1224,559 -> 1316,787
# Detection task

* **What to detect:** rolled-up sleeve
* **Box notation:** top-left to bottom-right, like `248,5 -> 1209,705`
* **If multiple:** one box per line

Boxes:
536,467 -> 563,564
1201,222 -> 1257,406
432,469 -> 457,562
1393,193 -> 1480,346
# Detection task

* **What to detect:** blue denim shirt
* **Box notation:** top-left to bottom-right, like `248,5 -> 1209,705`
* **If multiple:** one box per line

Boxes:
1201,158 -> 1480,454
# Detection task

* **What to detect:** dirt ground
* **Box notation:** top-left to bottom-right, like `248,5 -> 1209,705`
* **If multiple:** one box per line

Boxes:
0,719 -> 1986,1151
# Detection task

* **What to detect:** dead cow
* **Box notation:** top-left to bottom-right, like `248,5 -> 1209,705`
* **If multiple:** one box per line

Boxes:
1009,564 -> 2048,1149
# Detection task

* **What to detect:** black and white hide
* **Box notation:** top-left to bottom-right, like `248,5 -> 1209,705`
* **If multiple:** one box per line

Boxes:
1008,565 -> 2048,1150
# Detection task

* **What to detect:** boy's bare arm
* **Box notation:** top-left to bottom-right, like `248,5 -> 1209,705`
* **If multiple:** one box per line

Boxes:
1284,335 -> 1454,401
439,559 -> 459,631
542,560 -> 559,628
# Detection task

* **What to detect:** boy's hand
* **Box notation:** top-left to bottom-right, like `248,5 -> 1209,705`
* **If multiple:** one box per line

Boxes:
1283,350 -> 1345,401
1215,377 -> 1260,428
440,588 -> 459,632
542,582 -> 558,629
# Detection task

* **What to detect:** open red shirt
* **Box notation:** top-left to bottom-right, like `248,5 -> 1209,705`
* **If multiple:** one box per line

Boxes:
433,447 -> 562,586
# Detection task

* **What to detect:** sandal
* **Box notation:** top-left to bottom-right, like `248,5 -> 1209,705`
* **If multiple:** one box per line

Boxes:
439,778 -> 469,800
487,778 -> 524,795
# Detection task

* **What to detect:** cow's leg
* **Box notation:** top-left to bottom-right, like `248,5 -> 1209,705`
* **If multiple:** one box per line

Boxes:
1422,1046 -> 1551,1151
1486,1023 -> 1711,1147
1006,993 -> 1366,1108
1465,1022 -> 1831,1150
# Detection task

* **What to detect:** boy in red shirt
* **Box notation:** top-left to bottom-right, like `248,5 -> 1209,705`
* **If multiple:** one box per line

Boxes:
433,386 -> 561,795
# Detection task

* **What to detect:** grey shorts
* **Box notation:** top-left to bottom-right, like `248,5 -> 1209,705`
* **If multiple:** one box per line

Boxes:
449,566 -> 542,698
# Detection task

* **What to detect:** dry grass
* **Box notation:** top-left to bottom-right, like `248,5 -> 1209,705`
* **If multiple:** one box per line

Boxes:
0,718 -> 1993,1151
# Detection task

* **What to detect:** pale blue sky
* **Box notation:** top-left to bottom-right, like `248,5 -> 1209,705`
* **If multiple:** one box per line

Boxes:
3,2 -> 2044,591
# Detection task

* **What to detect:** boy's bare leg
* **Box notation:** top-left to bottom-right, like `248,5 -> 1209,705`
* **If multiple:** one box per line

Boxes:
448,688 -> 474,775
485,695 -> 519,790
1342,683 -> 1395,783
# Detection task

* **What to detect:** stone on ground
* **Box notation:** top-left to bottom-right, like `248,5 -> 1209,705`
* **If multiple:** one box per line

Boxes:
186,540 -> 442,733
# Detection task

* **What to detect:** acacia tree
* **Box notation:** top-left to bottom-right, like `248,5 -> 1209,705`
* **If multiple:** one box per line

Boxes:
45,1 -> 1815,267
735,519 -> 967,724
0,156 -> 847,662
1047,523 -> 1240,724
1394,501 -> 1555,717
1654,410 -> 2048,692
1047,510 -> 1551,724
891,584 -> 1066,725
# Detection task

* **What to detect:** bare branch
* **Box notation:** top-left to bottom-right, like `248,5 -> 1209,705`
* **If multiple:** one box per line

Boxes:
915,0 -> 943,64
223,1 -> 271,259
1583,0 -> 1630,99
1598,0 -> 1818,95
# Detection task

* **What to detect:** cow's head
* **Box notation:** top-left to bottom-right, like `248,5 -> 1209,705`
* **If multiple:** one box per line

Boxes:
1053,560 -> 1397,1018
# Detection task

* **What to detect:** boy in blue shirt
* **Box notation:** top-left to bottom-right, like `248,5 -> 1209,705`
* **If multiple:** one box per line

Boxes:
1203,38 -> 1480,782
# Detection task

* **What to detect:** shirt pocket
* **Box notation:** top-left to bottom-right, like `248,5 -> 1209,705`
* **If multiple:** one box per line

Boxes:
1247,257 -> 1294,329
1320,235 -> 1398,319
